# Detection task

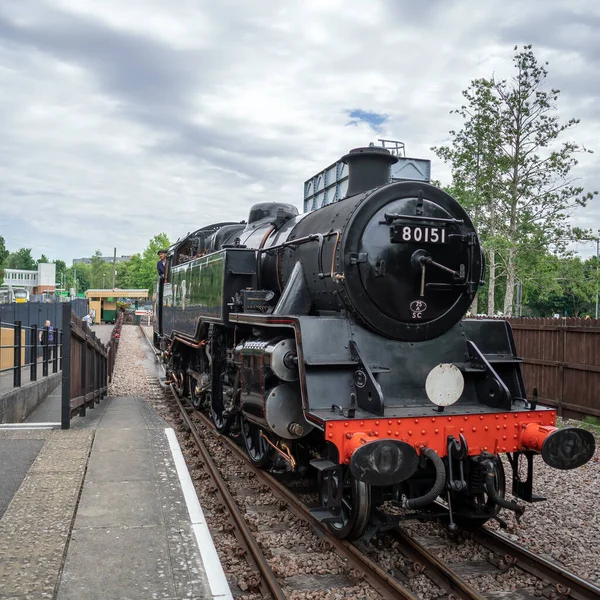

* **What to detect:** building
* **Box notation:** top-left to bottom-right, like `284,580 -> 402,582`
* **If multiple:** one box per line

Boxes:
84,289 -> 149,324
0,263 -> 56,295
72,255 -> 132,266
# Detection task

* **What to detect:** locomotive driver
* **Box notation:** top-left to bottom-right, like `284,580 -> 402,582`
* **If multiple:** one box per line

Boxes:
157,250 -> 168,283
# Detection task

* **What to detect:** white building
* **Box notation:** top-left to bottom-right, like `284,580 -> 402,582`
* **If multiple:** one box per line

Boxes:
1,263 -> 57,294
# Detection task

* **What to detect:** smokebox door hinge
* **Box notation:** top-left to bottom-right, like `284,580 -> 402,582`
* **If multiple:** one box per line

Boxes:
349,252 -> 368,265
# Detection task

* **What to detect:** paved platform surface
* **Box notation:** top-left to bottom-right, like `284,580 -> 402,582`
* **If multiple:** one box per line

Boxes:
0,357 -> 59,394
89,324 -> 114,345
0,396 -> 232,600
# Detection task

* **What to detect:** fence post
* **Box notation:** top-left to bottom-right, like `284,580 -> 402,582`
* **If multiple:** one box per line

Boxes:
89,343 -> 95,407
52,326 -> 59,374
13,321 -> 22,388
30,324 -> 38,382
61,304 -> 72,430
42,325 -> 49,377
95,350 -> 101,404
80,334 -> 87,417
556,320 -> 565,417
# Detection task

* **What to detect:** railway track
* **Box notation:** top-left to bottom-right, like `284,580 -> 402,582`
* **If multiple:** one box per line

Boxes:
167,386 -> 421,599
466,527 -> 600,600
140,325 -> 600,600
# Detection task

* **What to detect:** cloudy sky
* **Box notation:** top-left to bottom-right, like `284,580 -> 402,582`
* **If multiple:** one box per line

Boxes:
1,0 -> 599,265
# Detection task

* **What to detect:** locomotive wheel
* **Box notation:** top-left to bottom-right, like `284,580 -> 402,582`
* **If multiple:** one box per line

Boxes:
190,378 -> 203,409
320,469 -> 371,540
241,417 -> 272,467
453,456 -> 506,526
210,390 -> 233,435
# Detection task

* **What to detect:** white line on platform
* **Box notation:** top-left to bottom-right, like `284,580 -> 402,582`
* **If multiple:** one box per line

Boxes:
165,427 -> 233,600
0,422 -> 60,429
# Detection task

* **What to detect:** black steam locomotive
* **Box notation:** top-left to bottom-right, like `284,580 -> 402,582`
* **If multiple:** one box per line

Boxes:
154,146 -> 594,539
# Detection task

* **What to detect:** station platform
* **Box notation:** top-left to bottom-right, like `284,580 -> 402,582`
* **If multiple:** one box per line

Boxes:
0,394 -> 233,600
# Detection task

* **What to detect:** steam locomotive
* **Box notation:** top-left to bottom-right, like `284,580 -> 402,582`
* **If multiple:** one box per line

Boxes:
154,146 -> 595,540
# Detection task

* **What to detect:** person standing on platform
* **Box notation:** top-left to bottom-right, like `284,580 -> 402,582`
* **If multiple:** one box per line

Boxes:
90,307 -> 96,324
39,320 -> 54,359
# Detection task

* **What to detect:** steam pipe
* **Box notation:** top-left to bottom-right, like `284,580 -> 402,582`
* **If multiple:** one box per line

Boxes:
482,459 -> 525,517
402,448 -> 446,509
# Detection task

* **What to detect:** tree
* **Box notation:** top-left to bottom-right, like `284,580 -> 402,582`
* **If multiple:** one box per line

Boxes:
67,263 -> 91,295
6,248 -> 37,270
434,45 -> 597,316
139,234 -> 170,292
495,46 -> 596,314
37,254 -> 50,264
89,250 -> 116,289
433,80 -> 506,315
122,254 -> 146,289
54,260 -> 67,289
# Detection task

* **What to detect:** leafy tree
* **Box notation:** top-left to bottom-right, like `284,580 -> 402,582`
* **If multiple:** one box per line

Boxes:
139,234 -> 170,292
37,254 -> 50,264
433,81 -> 506,314
494,46 -> 596,314
89,250 -> 116,289
6,248 -> 36,270
435,45 -> 596,316
524,254 -> 597,317
68,263 -> 91,295
54,260 -> 67,289
121,253 -> 145,289
115,260 -> 131,289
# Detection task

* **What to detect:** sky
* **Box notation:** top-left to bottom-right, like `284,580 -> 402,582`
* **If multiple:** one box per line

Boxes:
1,0 -> 599,264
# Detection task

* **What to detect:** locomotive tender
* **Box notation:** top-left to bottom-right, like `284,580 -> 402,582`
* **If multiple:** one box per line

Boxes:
154,146 -> 595,539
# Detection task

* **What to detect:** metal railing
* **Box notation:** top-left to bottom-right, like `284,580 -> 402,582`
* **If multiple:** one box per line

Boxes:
60,304 -> 122,428
0,320 -> 61,388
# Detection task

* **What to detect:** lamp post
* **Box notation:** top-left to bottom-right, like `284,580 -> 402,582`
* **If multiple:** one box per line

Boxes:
103,274 -> 106,289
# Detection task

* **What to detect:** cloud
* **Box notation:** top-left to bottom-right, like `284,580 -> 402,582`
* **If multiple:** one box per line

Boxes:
347,110 -> 389,132
0,0 -> 598,264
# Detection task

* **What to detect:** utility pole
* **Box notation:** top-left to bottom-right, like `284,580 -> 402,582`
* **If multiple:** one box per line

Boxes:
515,281 -> 522,317
112,247 -> 116,290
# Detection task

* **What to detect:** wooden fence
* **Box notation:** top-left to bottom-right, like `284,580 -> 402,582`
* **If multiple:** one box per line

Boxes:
61,304 -> 121,428
503,318 -> 600,419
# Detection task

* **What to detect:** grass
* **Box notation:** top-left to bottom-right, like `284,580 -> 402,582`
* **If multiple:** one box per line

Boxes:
556,415 -> 600,437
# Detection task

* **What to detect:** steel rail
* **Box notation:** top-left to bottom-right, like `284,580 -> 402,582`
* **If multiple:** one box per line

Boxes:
141,327 -> 418,599
191,409 -> 420,600
168,388 -> 287,600
390,528 -> 488,600
469,527 -> 600,600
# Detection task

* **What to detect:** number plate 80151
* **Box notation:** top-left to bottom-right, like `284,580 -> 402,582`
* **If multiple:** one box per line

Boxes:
390,225 -> 448,244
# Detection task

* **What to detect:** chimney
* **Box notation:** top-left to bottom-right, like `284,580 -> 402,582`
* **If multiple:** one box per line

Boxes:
342,146 -> 398,197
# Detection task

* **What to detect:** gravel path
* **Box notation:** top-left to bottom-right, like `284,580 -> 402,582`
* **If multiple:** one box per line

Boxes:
110,324 -> 600,597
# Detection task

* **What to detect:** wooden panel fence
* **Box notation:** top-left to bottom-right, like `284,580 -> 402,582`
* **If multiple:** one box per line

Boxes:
61,304 -> 122,428
504,317 -> 600,419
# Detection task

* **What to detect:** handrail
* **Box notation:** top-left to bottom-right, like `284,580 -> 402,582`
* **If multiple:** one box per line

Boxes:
0,320 -> 61,387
